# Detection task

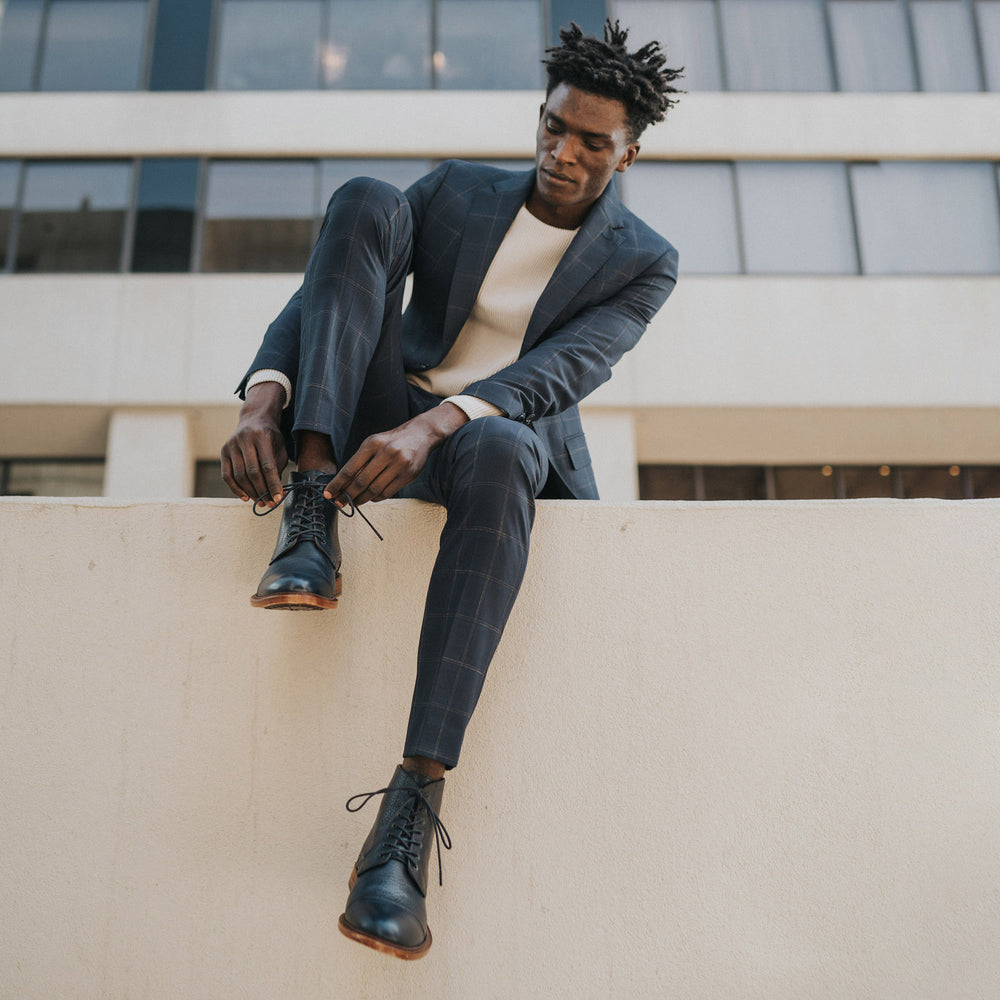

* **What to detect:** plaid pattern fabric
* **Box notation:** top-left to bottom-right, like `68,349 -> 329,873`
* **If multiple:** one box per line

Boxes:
399,417 -> 548,767
237,165 -> 678,764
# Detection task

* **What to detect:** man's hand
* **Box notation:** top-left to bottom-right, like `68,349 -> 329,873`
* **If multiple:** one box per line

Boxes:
326,403 -> 469,506
221,382 -> 288,505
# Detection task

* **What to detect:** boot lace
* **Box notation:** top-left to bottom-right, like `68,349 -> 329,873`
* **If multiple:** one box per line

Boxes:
252,479 -> 383,541
346,784 -> 452,886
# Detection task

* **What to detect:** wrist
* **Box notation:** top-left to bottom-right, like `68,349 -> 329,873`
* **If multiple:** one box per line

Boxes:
242,381 -> 285,422
418,401 -> 468,443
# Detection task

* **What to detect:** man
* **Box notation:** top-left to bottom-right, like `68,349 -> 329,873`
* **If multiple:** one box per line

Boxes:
221,20 -> 681,959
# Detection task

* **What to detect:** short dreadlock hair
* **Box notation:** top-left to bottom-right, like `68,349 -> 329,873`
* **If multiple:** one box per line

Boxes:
542,19 -> 683,141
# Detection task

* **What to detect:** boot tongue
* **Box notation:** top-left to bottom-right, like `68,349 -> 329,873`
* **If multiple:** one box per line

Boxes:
291,469 -> 335,486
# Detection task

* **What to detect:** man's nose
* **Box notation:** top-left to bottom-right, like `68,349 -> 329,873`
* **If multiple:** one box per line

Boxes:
551,136 -> 575,163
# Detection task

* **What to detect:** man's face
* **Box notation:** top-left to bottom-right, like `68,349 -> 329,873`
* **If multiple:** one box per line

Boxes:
528,82 -> 640,229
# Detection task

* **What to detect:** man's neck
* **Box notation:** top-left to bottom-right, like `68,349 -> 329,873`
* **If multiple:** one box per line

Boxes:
524,187 -> 595,230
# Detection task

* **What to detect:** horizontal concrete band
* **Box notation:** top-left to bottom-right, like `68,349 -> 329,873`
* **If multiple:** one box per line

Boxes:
4,274 -> 1000,409
2,91 -> 999,159
3,497 -> 999,998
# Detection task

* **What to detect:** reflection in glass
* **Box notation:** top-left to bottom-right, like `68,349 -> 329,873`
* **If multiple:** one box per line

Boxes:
149,0 -> 213,91
39,0 -> 148,91
4,459 -> 106,497
719,0 -> 832,91
215,0 -> 321,90
0,0 -> 44,91
616,0 -> 722,90
0,160 -> 19,270
319,159 -> 433,206
625,162 -> 740,273
436,0 -> 543,89
202,161 -> 316,271
132,159 -> 200,272
325,0 -> 431,88
17,161 -> 131,271
912,0 -> 982,91
828,0 -> 916,91
737,162 -> 856,273
851,162 -> 1000,274
977,0 -> 1000,91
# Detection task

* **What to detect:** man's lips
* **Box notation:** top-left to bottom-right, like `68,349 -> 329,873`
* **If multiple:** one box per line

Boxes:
541,168 -> 574,185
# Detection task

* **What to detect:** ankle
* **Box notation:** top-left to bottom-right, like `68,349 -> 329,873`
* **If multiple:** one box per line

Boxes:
295,430 -> 337,474
401,756 -> 446,781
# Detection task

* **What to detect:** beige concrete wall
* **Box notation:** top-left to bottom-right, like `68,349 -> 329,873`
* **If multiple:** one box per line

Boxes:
1,91 -> 997,159
2,497 -> 999,999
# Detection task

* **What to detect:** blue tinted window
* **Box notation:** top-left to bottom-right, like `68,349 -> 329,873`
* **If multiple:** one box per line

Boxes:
215,0 -> 322,89
132,159 -> 200,272
436,0 -> 543,89
617,0 -> 723,91
737,162 -> 857,273
39,0 -> 149,91
202,161 -> 317,271
851,161 -> 1000,273
977,1 -> 1000,90
625,162 -> 740,273
0,0 -> 44,91
325,0 -> 431,88
17,161 -> 132,271
319,160 -> 433,204
719,0 -> 833,91
149,0 -> 213,91
0,161 -> 20,269
828,0 -> 916,91
912,1 -> 982,91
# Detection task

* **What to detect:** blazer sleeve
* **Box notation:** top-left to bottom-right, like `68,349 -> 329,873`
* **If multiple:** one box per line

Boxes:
235,287 -> 304,398
461,244 -> 678,423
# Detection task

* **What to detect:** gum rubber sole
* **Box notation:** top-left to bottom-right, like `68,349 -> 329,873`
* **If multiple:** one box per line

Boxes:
337,867 -> 432,960
249,573 -> 342,610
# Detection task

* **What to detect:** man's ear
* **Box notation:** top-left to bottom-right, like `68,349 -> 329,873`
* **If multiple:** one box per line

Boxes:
616,143 -> 640,173
538,102 -> 546,120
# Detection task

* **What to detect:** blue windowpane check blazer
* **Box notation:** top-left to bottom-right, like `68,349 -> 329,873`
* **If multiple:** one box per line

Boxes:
244,159 -> 678,500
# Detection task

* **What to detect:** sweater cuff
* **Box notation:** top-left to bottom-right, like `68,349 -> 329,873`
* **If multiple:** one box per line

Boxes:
245,369 -> 292,409
442,394 -> 504,421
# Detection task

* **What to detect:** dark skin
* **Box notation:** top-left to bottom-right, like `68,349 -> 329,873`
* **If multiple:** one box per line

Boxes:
221,82 -> 640,512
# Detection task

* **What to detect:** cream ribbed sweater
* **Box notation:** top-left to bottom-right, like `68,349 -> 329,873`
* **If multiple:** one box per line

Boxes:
247,204 -> 577,421
407,205 -> 577,414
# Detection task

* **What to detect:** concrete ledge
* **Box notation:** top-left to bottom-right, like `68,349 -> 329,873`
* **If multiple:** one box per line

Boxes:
2,498 -> 999,998
1,91 -> 997,160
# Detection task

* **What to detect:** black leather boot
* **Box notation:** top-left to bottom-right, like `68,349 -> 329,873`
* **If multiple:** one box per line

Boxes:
338,766 -> 450,960
251,470 -> 342,609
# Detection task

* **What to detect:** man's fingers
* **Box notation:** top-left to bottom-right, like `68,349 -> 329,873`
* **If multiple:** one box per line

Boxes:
220,450 -> 250,501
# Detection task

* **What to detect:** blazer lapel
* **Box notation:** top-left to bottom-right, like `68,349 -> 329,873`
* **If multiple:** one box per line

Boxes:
522,180 -> 626,352
442,170 -> 535,350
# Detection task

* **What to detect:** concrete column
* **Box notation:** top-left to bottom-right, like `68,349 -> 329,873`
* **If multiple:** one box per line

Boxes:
580,409 -> 639,500
103,409 -> 194,497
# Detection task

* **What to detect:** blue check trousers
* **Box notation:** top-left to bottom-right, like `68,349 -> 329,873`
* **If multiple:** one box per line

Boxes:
292,177 -> 548,768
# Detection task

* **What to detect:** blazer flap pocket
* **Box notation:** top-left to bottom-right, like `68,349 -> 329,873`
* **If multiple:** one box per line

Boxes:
564,432 -> 591,471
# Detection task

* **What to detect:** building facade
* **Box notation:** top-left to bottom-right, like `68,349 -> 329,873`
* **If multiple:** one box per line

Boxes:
2,0 -> 999,501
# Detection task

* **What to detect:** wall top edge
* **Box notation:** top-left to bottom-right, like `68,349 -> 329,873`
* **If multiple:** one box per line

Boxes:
1,91 -> 997,159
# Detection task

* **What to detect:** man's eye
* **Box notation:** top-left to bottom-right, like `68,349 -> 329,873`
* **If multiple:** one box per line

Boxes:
546,119 -> 562,133
585,141 -> 603,151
